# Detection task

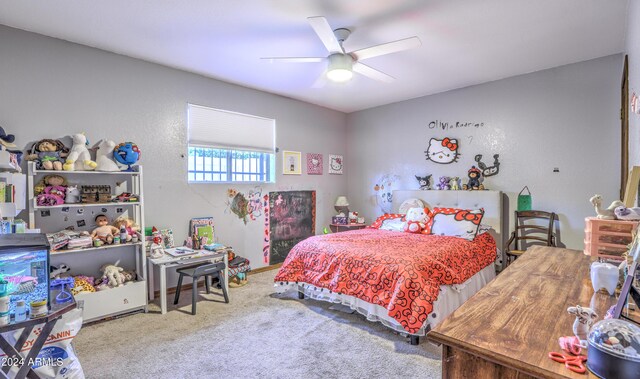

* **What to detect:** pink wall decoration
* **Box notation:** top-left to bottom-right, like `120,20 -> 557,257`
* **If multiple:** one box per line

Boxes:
306,153 -> 323,175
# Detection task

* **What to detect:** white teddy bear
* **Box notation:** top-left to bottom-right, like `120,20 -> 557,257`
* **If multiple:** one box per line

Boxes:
403,207 -> 429,234
64,133 -> 97,171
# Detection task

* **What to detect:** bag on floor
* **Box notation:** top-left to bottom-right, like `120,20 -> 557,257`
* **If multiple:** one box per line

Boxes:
0,308 -> 85,379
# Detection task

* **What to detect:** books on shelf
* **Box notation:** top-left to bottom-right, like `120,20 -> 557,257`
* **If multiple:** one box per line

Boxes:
0,182 -> 15,203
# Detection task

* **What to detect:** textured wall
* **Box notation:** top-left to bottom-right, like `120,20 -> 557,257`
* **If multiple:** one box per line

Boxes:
346,55 -> 622,250
627,0 -> 640,169
0,26 -> 347,279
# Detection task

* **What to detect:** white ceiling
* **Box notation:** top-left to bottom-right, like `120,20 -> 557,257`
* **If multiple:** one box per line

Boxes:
0,0 -> 630,113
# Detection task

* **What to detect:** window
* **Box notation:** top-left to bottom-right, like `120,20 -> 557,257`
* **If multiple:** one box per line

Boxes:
187,104 -> 275,183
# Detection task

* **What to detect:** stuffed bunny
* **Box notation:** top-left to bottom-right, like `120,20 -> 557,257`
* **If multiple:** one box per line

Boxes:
64,133 -> 97,171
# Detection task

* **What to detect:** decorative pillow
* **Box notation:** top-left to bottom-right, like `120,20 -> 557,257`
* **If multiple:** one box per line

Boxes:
426,207 -> 484,241
399,198 -> 426,214
370,214 -> 405,229
477,224 -> 493,235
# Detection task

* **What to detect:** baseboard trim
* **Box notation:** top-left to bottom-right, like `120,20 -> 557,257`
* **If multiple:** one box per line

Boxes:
152,263 -> 283,297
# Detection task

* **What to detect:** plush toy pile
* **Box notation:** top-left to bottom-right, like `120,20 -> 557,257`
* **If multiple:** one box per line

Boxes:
49,262 -> 137,295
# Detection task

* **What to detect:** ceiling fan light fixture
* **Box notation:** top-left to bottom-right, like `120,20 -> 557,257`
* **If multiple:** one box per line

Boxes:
326,53 -> 353,83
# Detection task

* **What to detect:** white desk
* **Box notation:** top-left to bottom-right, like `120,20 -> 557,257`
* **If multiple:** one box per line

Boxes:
147,248 -> 229,314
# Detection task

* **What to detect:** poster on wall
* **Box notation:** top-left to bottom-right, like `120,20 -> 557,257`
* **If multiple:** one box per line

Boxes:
328,154 -> 343,174
282,151 -> 302,175
268,190 -> 316,265
306,153 -> 323,175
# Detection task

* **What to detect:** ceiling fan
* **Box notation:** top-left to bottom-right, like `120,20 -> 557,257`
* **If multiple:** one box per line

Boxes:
261,16 -> 421,85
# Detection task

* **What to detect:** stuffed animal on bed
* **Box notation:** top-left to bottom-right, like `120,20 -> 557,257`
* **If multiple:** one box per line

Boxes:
403,207 -> 429,234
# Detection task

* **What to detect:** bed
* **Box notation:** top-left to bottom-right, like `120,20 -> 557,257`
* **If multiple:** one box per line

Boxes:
273,190 -> 504,344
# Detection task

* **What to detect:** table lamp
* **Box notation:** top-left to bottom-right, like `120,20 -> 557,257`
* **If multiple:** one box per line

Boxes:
334,196 -> 349,215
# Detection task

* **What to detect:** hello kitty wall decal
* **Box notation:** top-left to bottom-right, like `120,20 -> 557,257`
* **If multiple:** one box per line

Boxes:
425,137 -> 460,164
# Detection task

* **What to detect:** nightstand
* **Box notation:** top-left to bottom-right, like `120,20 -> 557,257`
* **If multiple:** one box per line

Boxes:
330,223 -> 367,233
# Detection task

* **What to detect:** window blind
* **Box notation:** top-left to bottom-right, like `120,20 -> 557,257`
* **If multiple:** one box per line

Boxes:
188,104 -> 275,153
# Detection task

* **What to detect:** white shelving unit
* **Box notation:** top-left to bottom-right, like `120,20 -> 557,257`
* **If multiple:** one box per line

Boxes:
27,162 -> 147,322
0,171 -> 26,219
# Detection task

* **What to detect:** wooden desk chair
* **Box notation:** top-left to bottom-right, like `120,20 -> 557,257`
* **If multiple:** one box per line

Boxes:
505,210 -> 556,266
173,261 -> 229,315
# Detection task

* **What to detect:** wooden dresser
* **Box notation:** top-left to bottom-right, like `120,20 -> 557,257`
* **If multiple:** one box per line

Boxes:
428,246 -> 616,379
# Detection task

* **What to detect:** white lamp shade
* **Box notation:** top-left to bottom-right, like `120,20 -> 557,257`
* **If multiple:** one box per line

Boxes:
335,196 -> 349,206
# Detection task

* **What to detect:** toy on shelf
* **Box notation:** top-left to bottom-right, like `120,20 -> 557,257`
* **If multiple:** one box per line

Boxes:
26,139 -> 69,171
65,185 -> 81,204
463,166 -> 482,190
614,205 -> 640,221
91,215 -> 119,244
589,194 -> 624,220
113,192 -> 139,203
35,174 -> 67,206
95,140 -> 121,172
99,263 -> 125,288
415,175 -> 432,190
50,277 -> 74,304
149,227 -> 165,259
0,127 -> 16,148
81,185 -> 111,203
113,217 -> 139,242
64,133 -> 97,171
49,264 -> 70,279
435,176 -> 451,190
403,207 -> 428,234
113,142 -> 141,171
71,276 -> 96,296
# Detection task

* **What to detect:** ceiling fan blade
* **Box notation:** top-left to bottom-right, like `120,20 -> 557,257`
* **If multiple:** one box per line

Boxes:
261,57 -> 324,63
353,62 -> 395,83
351,36 -> 421,61
307,16 -> 344,54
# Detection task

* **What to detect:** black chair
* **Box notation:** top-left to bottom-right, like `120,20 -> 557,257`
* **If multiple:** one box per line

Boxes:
505,210 -> 557,266
173,262 -> 229,315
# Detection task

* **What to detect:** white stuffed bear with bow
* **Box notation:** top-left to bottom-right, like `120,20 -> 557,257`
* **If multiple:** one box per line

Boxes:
403,207 -> 429,234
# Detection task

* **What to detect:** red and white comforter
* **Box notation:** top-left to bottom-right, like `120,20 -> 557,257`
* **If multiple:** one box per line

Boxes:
274,229 -> 496,334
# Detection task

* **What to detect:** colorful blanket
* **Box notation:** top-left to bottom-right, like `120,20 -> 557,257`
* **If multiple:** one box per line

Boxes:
274,229 -> 496,333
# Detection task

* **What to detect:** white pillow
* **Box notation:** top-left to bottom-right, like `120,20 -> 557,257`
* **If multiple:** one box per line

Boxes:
430,209 -> 484,241
477,224 -> 493,235
399,198 -> 426,214
379,218 -> 406,232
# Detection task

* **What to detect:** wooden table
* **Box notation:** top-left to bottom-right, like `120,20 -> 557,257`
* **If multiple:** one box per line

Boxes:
428,246 -> 616,379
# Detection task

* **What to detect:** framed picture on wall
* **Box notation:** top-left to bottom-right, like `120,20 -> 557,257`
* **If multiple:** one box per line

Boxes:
328,154 -> 343,174
283,151 -> 302,175
306,153 -> 323,175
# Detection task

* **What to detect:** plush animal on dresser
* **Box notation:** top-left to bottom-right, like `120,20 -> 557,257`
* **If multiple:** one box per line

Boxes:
589,194 -> 624,220
95,140 -> 120,172
435,176 -> 451,190
25,139 -> 69,170
65,185 -> 81,204
403,207 -> 429,234
100,263 -> 125,287
590,262 -> 619,295
415,175 -> 432,190
614,205 -> 640,220
64,133 -> 97,171
449,177 -> 460,190
567,305 -> 598,341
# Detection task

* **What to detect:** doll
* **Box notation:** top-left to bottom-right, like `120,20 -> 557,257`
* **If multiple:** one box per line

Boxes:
112,217 -> 140,242
26,139 -> 69,171
91,214 -> 119,244
35,175 -> 68,206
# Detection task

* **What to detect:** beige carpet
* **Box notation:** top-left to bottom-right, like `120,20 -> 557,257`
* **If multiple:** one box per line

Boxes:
74,270 -> 442,378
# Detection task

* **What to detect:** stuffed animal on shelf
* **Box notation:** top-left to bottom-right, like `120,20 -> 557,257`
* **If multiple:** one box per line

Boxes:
614,205 -> 640,220
567,305 -> 598,341
91,214 -> 119,244
449,177 -> 460,190
403,207 -> 429,234
435,176 -> 451,190
463,166 -> 482,190
589,194 -> 624,220
35,174 -> 67,206
100,263 -> 125,287
49,264 -> 70,279
71,277 -> 96,296
64,133 -> 97,171
113,142 -> 141,171
415,175 -> 432,190
95,139 -> 121,172
112,217 -> 140,242
65,185 -> 81,204
25,139 -> 69,171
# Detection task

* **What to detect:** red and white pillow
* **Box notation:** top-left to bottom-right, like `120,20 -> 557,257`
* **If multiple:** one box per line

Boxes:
369,214 -> 405,231
426,207 -> 485,241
